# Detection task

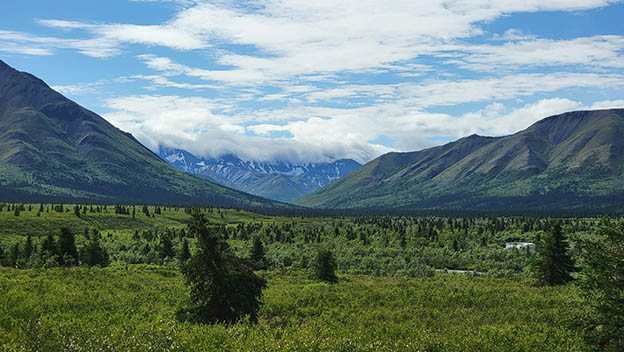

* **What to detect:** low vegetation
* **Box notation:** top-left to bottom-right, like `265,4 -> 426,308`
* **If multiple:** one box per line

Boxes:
0,267 -> 587,351
0,202 -> 621,350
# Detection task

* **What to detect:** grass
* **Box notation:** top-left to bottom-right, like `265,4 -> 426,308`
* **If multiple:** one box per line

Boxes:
0,267 -> 586,351
0,205 -> 277,239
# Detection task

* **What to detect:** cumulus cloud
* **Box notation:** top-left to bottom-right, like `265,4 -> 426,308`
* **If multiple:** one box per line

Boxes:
102,94 -> 389,163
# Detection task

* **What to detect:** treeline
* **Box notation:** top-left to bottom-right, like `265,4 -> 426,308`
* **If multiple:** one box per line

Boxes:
0,228 -> 109,268
1,202 -> 223,218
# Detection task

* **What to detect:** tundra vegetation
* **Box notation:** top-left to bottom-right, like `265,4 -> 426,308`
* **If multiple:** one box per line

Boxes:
0,203 -> 621,351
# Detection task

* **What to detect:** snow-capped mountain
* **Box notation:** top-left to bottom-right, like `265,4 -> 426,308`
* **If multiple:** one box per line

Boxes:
158,146 -> 361,203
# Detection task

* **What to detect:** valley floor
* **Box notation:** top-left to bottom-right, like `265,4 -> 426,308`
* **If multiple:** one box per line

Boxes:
0,267 -> 585,352
0,204 -> 603,351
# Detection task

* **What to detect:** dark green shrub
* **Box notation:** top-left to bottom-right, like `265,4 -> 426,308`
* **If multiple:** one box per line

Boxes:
314,248 -> 338,283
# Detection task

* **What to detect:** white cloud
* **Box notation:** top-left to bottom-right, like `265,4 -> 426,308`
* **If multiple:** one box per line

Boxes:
132,74 -> 219,90
23,1 -> 623,78
102,94 -> 387,163
0,29 -> 120,58
590,100 -> 624,109
398,72 -> 624,108
51,80 -> 109,95
450,35 -> 624,71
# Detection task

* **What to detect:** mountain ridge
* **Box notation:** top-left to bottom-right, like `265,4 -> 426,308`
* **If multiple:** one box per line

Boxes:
0,59 -> 285,208
296,109 -> 624,211
158,146 -> 361,202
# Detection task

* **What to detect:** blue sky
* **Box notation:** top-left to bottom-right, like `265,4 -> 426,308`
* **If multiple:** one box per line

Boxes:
1,0 -> 623,163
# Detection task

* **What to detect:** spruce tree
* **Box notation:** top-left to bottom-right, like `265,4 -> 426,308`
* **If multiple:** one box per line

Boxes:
158,234 -> 175,262
314,248 -> 338,283
579,219 -> 624,350
40,234 -> 58,258
179,208 -> 266,324
58,227 -> 79,266
8,243 -> 20,267
179,239 -> 191,264
533,221 -> 575,285
82,236 -> 109,267
250,236 -> 265,268
23,235 -> 33,261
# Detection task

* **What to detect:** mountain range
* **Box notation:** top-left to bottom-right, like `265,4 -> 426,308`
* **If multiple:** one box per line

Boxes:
0,59 -> 283,208
296,109 -> 624,212
158,146 -> 361,202
2,59 -> 624,213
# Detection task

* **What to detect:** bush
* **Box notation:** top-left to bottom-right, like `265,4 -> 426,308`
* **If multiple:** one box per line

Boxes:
314,248 -> 338,283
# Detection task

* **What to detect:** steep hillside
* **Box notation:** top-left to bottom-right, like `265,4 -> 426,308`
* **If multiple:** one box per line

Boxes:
297,109 -> 624,211
0,60 -> 283,208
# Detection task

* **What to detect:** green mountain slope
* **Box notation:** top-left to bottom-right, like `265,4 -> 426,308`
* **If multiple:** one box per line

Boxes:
296,109 -> 624,211
0,60 -> 284,207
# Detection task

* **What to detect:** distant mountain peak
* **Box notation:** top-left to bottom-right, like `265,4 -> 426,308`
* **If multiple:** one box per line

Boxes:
158,146 -> 361,203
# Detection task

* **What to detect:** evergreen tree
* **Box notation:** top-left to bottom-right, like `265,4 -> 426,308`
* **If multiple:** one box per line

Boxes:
22,235 -> 34,261
40,234 -> 58,258
533,221 -> 575,285
178,208 -> 266,324
82,236 -> 109,267
579,219 -> 624,351
158,234 -> 175,262
314,248 -> 338,283
8,243 -> 20,267
58,227 -> 79,266
249,236 -> 265,269
179,239 -> 191,264
452,239 -> 459,252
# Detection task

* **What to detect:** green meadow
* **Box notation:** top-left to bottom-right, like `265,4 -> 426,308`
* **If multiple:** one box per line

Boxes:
0,203 -> 607,351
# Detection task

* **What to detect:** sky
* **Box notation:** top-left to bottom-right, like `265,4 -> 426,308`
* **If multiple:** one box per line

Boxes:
1,0 -> 623,164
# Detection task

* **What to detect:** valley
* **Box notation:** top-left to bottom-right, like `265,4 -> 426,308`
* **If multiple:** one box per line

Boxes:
0,204 -> 597,351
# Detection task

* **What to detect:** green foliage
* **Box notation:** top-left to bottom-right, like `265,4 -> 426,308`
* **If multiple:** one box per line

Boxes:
249,236 -> 265,268
58,227 -> 78,266
533,221 -> 575,285
81,235 -> 109,267
178,238 -> 191,264
0,267 -> 587,351
314,248 -> 338,283
158,234 -> 175,262
579,219 -> 624,351
179,209 -> 266,324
